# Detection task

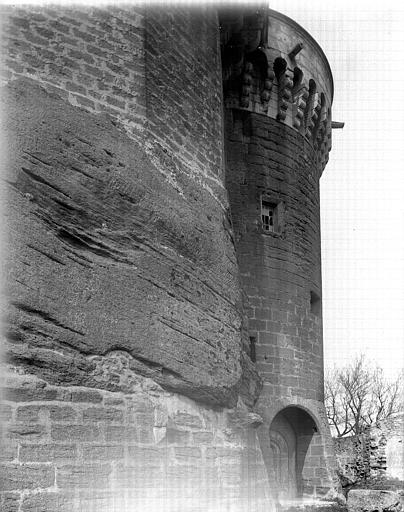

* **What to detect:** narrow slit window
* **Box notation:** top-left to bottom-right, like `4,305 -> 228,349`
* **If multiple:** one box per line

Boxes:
249,336 -> 256,362
261,200 -> 277,232
310,291 -> 321,316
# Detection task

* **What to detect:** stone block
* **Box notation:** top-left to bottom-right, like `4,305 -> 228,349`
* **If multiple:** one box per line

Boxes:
170,411 -> 203,430
81,444 -> 124,461
103,397 -> 125,407
15,405 -> 42,422
56,464 -> 111,489
47,406 -> 77,422
174,446 -> 202,461
51,424 -> 101,442
70,390 -> 103,403
6,423 -> 47,441
0,463 -> 55,491
1,492 -> 20,512
21,492 -> 67,512
315,467 -> 330,478
0,440 -> 18,461
126,396 -> 154,414
127,446 -> 163,467
105,425 -> 154,444
311,444 -> 325,456
19,443 -> 77,462
82,407 -> 124,423
131,411 -> 154,427
163,427 -> 191,445
347,490 -> 402,512
192,431 -> 214,444
3,386 -> 57,402
206,447 -> 242,463
0,404 -> 13,422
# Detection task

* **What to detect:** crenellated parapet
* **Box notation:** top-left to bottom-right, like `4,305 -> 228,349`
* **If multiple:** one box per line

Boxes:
220,7 -> 334,173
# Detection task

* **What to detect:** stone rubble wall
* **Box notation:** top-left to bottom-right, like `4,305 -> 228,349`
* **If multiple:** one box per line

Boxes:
347,489 -> 403,512
334,414 -> 404,487
334,435 -> 371,486
382,414 -> 404,481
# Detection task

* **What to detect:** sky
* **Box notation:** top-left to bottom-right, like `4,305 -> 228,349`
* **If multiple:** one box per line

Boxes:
269,0 -> 404,378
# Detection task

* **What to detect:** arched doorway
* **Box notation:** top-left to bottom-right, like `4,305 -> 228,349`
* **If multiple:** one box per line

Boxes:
269,406 -> 318,500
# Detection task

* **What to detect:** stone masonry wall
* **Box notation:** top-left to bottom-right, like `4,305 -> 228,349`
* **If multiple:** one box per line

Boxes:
334,414 -> 404,488
0,5 -> 268,510
382,414 -> 404,481
334,435 -> 371,487
1,6 -> 146,133
144,8 -> 226,191
0,4 -> 343,507
224,108 -> 337,496
225,110 -> 324,403
1,5 -> 260,407
1,6 -> 227,205
0,369 -> 271,512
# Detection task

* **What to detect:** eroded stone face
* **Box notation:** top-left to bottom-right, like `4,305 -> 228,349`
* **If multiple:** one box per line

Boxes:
0,4 -> 340,508
334,414 -> 404,486
347,490 -> 402,512
2,78 -> 255,407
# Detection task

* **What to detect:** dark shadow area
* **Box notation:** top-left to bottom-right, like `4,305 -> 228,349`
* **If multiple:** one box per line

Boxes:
269,406 -> 318,499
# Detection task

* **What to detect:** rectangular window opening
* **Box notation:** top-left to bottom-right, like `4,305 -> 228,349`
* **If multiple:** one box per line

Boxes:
261,200 -> 278,233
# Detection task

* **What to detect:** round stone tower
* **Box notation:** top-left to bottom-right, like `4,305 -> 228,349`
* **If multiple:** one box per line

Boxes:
221,7 -> 338,501
0,4 -> 341,509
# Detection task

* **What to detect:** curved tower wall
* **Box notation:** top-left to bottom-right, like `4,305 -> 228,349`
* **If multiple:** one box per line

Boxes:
0,4 -> 341,509
2,5 -> 251,405
221,8 -> 338,498
0,6 -> 269,511
225,112 -> 325,400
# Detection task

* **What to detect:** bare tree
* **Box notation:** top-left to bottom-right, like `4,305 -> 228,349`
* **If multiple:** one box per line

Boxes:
324,355 -> 403,437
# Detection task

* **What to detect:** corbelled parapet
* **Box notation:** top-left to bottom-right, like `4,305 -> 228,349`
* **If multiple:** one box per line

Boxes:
220,7 -> 333,172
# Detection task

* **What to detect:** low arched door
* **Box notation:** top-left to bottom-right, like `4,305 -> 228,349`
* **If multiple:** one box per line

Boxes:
269,406 -> 318,500
269,415 -> 297,500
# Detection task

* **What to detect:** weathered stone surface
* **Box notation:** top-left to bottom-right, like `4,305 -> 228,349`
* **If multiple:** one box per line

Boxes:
225,111 -> 325,403
334,414 -> 404,488
1,369 -> 273,510
347,490 -> 402,512
0,463 -> 55,491
57,464 -> 112,489
225,107 -> 337,495
20,492 -> 68,512
1,492 -> 20,512
19,443 -> 77,462
277,502 -> 347,512
238,351 -> 264,408
0,4 -> 339,509
2,77 -> 255,407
